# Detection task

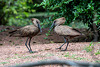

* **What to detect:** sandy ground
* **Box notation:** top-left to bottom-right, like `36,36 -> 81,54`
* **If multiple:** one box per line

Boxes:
0,26 -> 100,66
0,42 -> 100,66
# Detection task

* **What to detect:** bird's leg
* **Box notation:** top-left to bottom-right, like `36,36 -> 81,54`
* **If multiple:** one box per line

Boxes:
28,37 -> 33,53
61,38 -> 69,51
28,37 -> 37,53
56,37 -> 66,49
25,37 -> 30,51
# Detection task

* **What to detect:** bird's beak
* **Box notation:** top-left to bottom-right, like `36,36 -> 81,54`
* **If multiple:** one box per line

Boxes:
38,23 -> 42,32
49,22 -> 55,31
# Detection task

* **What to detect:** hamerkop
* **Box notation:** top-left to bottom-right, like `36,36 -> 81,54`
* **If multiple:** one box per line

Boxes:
9,18 -> 42,53
50,17 -> 83,51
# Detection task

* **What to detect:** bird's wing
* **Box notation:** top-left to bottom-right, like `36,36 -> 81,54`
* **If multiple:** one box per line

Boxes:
9,25 -> 39,37
54,25 -> 81,36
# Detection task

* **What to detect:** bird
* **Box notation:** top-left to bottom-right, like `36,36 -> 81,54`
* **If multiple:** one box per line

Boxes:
9,18 -> 42,53
50,17 -> 84,51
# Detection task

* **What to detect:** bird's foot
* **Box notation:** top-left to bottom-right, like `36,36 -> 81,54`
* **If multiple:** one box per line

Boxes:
29,50 -> 37,53
56,47 -> 61,50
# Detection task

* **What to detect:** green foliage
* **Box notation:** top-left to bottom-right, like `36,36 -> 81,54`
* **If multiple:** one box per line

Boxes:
95,60 -> 100,63
45,53 -> 54,57
84,42 -> 94,52
95,50 -> 100,55
84,42 -> 100,55
0,29 -> 7,32
74,57 -> 87,60
69,20 -> 89,29
0,62 -> 9,64
64,52 -> 70,57
44,29 -> 52,40
36,0 -> 100,30
64,52 -> 88,60
0,0 -> 35,26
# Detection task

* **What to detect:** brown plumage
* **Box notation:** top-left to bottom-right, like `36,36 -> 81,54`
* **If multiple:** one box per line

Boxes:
9,18 -> 42,53
50,17 -> 83,51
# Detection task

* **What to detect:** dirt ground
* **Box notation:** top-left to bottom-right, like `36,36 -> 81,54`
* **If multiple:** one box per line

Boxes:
0,25 -> 100,66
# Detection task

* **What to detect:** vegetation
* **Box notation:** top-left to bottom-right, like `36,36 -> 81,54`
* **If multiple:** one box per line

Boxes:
1,0 -> 100,27
0,0 -> 100,40
84,42 -> 100,54
36,0 -> 100,40
0,62 -> 9,64
95,50 -> 100,55
0,0 -> 35,26
64,52 -> 89,61
84,42 -> 94,52
36,0 -> 100,27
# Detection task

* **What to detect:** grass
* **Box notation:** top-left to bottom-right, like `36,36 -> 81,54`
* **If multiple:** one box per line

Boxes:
83,42 -> 100,62
45,53 -> 54,57
5,54 -> 45,60
15,38 -> 19,40
64,52 -> 70,57
15,44 -> 19,46
6,57 -> 17,60
84,42 -> 100,55
9,40 -> 12,42
15,61 -> 31,66
95,50 -> 100,55
12,42 -> 15,45
20,56 -> 32,59
95,42 -> 100,55
0,29 -> 7,32
39,59 -> 50,62
16,63 -> 21,66
17,55 -> 40,59
0,62 -> 9,64
64,52 -> 89,61
6,56 -> 34,60
70,54 -> 77,59
75,57 -> 87,60
84,42 -> 94,52
20,40 -> 23,42
50,41 -> 54,43
95,60 -> 100,63
5,54 -> 18,60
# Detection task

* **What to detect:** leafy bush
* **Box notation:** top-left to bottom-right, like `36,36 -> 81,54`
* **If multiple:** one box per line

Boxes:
0,0 -> 35,26
36,0 -> 100,31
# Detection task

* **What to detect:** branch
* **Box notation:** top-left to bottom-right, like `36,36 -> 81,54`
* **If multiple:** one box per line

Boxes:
9,60 -> 100,67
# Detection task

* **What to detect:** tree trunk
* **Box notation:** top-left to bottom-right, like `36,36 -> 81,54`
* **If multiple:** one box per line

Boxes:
92,23 -> 98,42
92,11 -> 99,42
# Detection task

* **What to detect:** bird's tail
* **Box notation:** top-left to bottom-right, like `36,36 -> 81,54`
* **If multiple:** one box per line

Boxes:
72,28 -> 86,36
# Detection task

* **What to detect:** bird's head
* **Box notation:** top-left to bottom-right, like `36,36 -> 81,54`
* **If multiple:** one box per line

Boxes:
31,18 -> 42,32
50,17 -> 66,30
